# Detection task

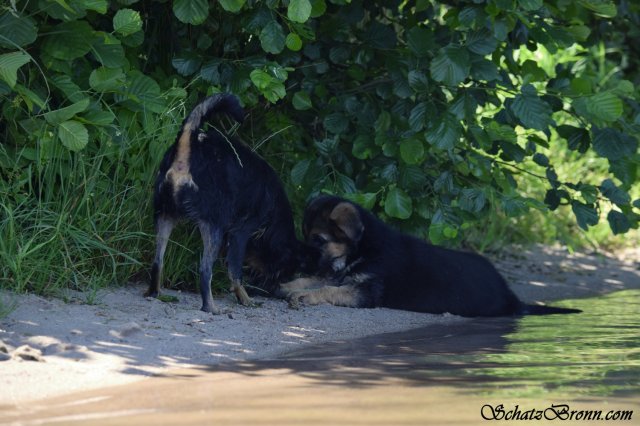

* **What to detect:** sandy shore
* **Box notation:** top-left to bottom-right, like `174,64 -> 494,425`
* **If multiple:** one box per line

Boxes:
1,244 -> 638,405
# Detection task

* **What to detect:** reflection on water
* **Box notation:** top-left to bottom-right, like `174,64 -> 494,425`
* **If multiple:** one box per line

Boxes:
262,290 -> 639,399
1,290 -> 638,425
472,290 -> 640,398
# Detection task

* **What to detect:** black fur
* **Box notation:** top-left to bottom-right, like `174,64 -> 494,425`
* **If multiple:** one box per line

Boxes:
146,93 -> 312,312
295,195 -> 581,317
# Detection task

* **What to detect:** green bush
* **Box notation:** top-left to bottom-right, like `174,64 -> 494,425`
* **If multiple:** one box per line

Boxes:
0,0 -> 638,294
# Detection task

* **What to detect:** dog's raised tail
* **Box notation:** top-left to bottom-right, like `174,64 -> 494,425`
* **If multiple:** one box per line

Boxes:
519,303 -> 582,315
165,94 -> 245,195
184,93 -> 245,133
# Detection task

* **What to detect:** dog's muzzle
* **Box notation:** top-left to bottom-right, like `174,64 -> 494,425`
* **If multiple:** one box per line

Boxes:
331,256 -> 347,272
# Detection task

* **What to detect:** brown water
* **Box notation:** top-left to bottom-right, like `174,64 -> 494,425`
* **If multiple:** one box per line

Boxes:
2,290 -> 639,425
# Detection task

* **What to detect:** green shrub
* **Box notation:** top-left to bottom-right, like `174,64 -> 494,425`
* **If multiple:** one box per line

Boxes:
0,0 -> 638,294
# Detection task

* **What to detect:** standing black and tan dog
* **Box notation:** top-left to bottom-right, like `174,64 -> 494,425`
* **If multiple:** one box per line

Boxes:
281,195 -> 581,317
146,93 -> 310,313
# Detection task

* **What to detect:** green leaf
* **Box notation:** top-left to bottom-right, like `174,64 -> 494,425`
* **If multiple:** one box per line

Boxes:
113,9 -> 142,36
352,134 -> 374,159
544,189 -> 561,211
250,69 -> 287,103
399,137 -> 425,165
50,75 -> 84,102
200,60 -> 221,84
0,51 -> 30,88
466,29 -> 498,55
592,128 -> 638,161
84,0 -> 109,13
292,91 -> 312,110
310,0 -> 327,17
89,67 -> 125,92
501,196 -> 530,217
173,0 -> 209,24
430,45 -> 470,86
510,85 -> 554,131
157,294 -> 179,303
57,120 -> 89,152
286,33 -> 303,51
459,188 -> 486,213
82,108 -> 115,126
343,193 -> 377,210
578,183 -> 598,204
408,70 -> 428,92
607,210 -> 630,235
291,159 -> 311,185
44,98 -> 90,125
92,32 -> 126,68
260,20 -> 286,54
172,54 -> 202,76
600,179 -> 631,206
532,153 -> 549,167
385,187 -> 413,219
323,113 -> 349,134
470,57 -> 499,81
0,12 -> 37,48
250,69 -> 273,90
218,0 -> 246,13
336,173 -> 356,194
425,114 -> 461,150
406,26 -> 435,58
578,0 -> 617,17
571,201 -> 599,230
557,125 -> 590,153
573,91 -> 623,124
115,71 -> 165,113
364,22 -> 396,49
42,21 -> 94,60
519,0 -> 543,11
288,0 -> 312,23
409,102 -> 429,132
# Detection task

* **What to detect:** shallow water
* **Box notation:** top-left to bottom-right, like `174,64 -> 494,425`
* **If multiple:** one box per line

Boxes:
3,290 -> 639,425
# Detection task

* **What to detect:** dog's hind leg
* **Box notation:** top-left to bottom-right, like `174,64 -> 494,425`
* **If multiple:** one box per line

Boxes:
198,221 -> 224,314
145,215 -> 175,298
225,231 -> 254,306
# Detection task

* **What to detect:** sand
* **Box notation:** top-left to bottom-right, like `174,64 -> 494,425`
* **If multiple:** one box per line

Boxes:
1,244 -> 638,405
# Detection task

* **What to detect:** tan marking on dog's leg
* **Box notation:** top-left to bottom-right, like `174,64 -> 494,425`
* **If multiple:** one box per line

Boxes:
289,285 -> 361,308
230,280 -> 253,307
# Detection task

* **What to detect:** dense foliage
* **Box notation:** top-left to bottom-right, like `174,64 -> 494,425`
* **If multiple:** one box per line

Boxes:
0,0 -> 638,293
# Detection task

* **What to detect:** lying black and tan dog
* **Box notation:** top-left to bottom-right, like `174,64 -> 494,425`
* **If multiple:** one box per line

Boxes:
281,195 -> 581,317
146,93 -> 313,313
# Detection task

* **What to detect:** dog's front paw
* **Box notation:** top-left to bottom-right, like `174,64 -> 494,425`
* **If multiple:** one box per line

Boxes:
287,290 -> 315,309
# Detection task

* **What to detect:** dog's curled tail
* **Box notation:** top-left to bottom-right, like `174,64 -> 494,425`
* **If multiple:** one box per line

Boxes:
519,303 -> 582,315
183,93 -> 245,135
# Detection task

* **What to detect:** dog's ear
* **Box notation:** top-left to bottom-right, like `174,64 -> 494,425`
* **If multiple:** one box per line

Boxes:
329,202 -> 364,243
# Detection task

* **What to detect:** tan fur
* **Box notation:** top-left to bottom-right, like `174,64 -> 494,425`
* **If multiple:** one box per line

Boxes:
229,279 -> 252,306
287,285 -> 361,308
165,122 -> 198,196
244,253 -> 267,276
325,242 -> 347,258
329,202 -> 363,241
280,277 -> 329,292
